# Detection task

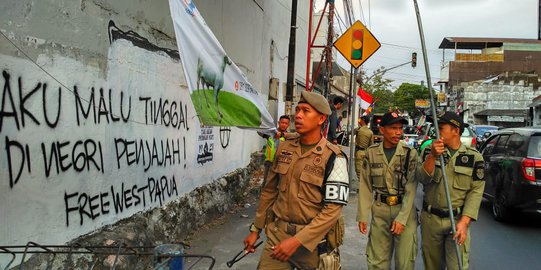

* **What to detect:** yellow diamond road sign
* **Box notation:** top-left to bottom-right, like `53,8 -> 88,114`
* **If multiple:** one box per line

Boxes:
333,20 -> 381,68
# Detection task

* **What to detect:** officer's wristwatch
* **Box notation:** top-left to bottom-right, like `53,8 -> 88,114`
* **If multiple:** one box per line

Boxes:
249,223 -> 261,234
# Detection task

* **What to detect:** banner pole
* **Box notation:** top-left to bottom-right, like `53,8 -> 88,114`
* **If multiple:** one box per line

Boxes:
412,0 -> 463,269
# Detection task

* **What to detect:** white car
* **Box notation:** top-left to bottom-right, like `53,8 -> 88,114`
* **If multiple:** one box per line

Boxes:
460,125 -> 477,148
418,123 -> 477,149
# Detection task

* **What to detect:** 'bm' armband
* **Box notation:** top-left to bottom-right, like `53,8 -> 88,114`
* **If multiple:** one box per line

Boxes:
323,156 -> 349,205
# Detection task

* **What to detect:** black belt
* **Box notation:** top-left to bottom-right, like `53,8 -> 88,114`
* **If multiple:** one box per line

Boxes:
423,201 -> 462,218
374,193 -> 403,206
274,219 -> 306,235
355,146 -> 367,151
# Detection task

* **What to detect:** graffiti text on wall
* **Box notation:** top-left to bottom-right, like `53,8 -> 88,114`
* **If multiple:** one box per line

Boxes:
1,69 -> 190,226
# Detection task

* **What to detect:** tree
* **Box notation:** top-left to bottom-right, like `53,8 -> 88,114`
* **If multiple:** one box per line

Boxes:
359,67 -> 394,113
393,83 -> 435,118
371,88 -> 394,113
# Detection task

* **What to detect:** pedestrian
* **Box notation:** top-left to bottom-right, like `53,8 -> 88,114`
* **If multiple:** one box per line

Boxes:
416,111 -> 485,270
244,91 -> 349,270
260,115 -> 291,188
357,111 -> 419,270
327,96 -> 344,145
354,115 -> 374,188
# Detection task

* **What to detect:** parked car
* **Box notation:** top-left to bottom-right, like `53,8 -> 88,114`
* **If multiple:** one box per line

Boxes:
416,122 -> 477,150
479,127 -> 541,221
460,124 -> 477,148
473,125 -> 499,148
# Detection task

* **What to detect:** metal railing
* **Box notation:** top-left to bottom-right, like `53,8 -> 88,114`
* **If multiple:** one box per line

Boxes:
0,242 -> 215,270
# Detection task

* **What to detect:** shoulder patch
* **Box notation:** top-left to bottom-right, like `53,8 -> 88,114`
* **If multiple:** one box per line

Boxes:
473,160 -> 485,181
455,154 -> 474,168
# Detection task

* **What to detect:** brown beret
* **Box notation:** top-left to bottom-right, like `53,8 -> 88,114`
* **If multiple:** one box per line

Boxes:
298,91 -> 332,115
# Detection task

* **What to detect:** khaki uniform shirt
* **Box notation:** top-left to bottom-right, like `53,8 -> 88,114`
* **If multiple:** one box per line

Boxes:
254,136 -> 347,252
416,144 -> 485,220
355,126 -> 373,149
357,141 -> 418,225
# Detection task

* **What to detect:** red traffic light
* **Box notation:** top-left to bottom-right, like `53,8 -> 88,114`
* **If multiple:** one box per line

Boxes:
351,29 -> 363,60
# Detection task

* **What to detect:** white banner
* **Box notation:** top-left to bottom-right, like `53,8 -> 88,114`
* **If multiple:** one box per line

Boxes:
168,0 -> 274,129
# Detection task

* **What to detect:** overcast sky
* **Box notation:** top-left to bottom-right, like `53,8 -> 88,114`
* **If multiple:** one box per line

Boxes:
317,0 -> 539,88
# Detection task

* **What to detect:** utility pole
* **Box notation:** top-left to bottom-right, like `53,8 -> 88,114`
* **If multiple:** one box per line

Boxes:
538,0 -> 541,40
285,0 -> 298,117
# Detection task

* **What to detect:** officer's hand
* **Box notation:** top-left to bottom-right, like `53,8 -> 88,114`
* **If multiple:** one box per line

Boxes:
430,138 -> 445,157
453,217 -> 470,245
243,232 -> 259,254
390,220 -> 405,235
358,222 -> 368,235
271,236 -> 301,262
274,132 -> 282,139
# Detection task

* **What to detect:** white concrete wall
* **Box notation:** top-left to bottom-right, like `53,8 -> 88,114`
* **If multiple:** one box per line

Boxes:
0,1 -> 310,265
462,81 -> 539,123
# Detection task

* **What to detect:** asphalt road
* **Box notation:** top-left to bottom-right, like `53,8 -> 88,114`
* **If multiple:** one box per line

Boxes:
467,199 -> 541,270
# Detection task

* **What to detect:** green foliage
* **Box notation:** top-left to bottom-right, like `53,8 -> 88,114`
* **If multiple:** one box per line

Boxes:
371,89 -> 394,113
393,83 -> 435,118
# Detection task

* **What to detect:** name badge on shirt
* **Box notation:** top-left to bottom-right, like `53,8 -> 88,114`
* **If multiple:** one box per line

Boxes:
304,165 -> 324,177
370,163 -> 384,168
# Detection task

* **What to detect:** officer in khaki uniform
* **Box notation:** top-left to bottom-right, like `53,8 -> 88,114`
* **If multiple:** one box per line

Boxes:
357,112 -> 419,270
355,115 -> 374,188
244,91 -> 349,270
416,111 -> 485,270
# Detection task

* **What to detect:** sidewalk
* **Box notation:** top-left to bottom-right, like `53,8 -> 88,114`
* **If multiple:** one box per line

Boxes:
184,191 -> 368,270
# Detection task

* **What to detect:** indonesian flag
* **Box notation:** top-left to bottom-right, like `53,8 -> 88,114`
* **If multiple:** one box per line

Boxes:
357,88 -> 373,110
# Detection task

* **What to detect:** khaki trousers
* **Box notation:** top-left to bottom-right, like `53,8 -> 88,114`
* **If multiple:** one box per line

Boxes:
366,202 -> 418,270
420,211 -> 470,270
258,221 -> 319,270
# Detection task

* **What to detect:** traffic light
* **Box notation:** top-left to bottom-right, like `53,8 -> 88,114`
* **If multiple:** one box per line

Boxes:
411,52 -> 417,68
351,29 -> 363,60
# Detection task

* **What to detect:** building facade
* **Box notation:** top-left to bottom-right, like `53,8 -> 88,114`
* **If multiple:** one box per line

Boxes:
439,37 -> 541,126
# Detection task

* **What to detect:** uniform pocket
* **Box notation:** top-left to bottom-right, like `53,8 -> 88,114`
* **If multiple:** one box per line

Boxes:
453,166 -> 473,190
370,168 -> 386,188
298,171 -> 324,203
273,164 -> 289,191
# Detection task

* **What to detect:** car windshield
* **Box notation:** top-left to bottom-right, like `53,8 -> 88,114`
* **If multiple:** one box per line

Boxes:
527,134 -> 541,158
476,126 -> 498,135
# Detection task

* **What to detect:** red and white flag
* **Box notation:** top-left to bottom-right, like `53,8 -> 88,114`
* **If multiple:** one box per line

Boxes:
357,88 -> 373,110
